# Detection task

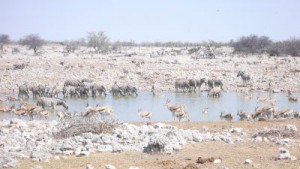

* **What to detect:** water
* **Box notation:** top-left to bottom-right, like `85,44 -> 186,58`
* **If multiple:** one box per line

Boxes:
0,92 -> 299,122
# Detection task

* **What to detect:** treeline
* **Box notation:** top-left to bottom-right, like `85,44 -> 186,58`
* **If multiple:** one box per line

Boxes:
0,32 -> 299,56
231,35 -> 300,57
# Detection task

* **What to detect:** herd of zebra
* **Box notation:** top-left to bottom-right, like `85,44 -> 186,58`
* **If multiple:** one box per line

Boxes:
17,79 -> 139,99
17,71 -> 251,100
172,71 -> 251,97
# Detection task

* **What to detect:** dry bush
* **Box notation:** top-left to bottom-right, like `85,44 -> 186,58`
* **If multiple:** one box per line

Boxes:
54,120 -> 119,139
252,127 -> 298,139
232,35 -> 272,54
19,34 -> 44,54
0,34 -> 10,51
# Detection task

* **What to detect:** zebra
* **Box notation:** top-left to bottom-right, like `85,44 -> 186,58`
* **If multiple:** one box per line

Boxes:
126,85 -> 138,96
237,71 -> 250,87
207,86 -> 222,97
188,78 -> 206,92
207,79 -> 224,90
18,83 -> 29,98
175,79 -> 190,92
64,80 -> 83,87
91,84 -> 106,97
36,97 -> 68,110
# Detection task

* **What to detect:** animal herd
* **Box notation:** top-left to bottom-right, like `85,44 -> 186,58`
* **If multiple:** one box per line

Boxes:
0,71 -> 298,122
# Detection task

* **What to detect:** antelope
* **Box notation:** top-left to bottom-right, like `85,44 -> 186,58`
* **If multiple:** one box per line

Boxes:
0,98 -> 4,103
287,90 -> 298,102
175,111 -> 190,122
257,96 -> 269,102
237,111 -> 253,121
220,112 -> 233,120
95,105 -> 114,119
0,105 -> 10,112
39,110 -> 49,120
165,99 -> 186,121
10,105 -> 28,118
57,111 -> 65,122
202,107 -> 208,114
7,96 -> 19,101
253,105 -> 276,120
81,110 -> 97,122
274,109 -> 294,119
27,106 -> 43,120
138,109 -> 152,120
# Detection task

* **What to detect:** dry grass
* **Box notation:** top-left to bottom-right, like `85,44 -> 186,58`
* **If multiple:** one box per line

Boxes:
54,120 -> 119,139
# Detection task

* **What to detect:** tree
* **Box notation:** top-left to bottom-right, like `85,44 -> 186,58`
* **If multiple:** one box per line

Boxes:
232,35 -> 272,54
19,34 -> 44,54
0,34 -> 10,51
86,31 -> 110,53
63,40 -> 79,53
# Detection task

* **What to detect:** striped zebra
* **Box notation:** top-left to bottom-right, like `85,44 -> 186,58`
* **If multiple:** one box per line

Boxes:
237,71 -> 251,87
64,80 -> 83,87
36,97 -> 68,110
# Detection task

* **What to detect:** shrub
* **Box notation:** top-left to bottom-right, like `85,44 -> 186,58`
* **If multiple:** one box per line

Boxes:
63,40 -> 79,53
54,120 -> 119,139
19,34 -> 44,54
87,31 -> 110,53
0,34 -> 10,51
232,35 -> 272,54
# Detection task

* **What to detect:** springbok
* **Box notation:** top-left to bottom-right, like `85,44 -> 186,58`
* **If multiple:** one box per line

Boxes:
237,71 -> 250,87
56,111 -> 65,122
287,90 -> 298,102
202,107 -> 208,114
95,105 -> 114,119
138,109 -> 152,120
257,96 -> 269,102
175,111 -> 190,122
39,110 -> 49,120
253,105 -> 276,120
237,111 -> 253,121
274,109 -> 294,119
220,112 -> 233,120
165,99 -> 186,121
10,105 -> 27,118
0,105 -> 10,112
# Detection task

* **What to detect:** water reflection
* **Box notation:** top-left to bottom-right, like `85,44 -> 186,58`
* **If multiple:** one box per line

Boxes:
0,92 -> 299,122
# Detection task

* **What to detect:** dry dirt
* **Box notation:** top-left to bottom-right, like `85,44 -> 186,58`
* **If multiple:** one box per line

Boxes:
16,119 -> 300,169
0,44 -> 299,95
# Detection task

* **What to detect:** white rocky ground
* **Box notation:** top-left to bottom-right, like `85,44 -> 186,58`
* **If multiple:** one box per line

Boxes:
0,44 -> 299,95
0,119 -> 298,168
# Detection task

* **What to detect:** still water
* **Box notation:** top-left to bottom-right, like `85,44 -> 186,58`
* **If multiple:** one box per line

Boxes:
0,92 -> 299,122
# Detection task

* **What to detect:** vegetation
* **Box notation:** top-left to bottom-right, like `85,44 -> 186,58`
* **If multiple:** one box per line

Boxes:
0,34 -> 10,51
86,31 -> 110,53
232,35 -> 300,57
63,40 -> 79,53
1,32 -> 299,57
19,34 -> 44,54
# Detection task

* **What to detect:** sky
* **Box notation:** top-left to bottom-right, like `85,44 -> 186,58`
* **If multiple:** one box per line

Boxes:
1,0 -> 300,42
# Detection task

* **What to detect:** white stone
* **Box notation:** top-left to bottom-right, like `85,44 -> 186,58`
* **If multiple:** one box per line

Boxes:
128,167 -> 139,169
244,159 -> 252,164
255,136 -> 262,142
213,159 -> 222,164
291,156 -> 297,161
105,164 -> 116,169
86,164 -> 94,169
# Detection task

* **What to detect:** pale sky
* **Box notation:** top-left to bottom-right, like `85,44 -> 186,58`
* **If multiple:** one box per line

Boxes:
1,0 -> 300,42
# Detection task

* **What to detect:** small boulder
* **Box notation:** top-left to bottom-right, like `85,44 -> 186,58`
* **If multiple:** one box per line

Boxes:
105,164 -> 116,169
244,159 -> 253,164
